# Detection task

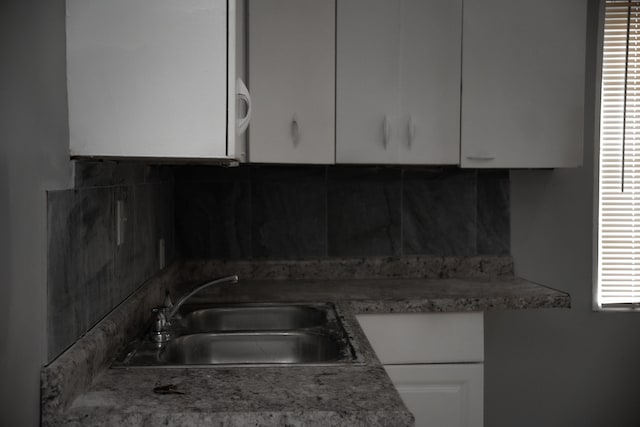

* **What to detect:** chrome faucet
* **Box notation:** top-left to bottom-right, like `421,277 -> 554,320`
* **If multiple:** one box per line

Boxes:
168,274 -> 239,319
149,275 -> 238,343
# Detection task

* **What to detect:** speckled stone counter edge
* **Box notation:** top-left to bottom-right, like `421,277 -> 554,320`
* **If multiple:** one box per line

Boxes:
47,409 -> 415,427
179,255 -> 514,282
348,294 -> 570,313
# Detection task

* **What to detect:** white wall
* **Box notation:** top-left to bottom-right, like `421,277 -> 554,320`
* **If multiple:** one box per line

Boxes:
0,0 -> 73,425
485,0 -> 640,425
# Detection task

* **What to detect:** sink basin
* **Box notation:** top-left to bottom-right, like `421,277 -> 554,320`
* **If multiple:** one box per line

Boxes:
179,305 -> 326,333
113,303 -> 360,367
161,331 -> 341,365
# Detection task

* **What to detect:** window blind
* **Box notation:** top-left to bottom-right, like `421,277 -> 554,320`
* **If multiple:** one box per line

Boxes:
598,0 -> 640,308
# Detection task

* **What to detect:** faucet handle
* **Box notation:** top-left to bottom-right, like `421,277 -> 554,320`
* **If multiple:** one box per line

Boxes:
149,308 -> 171,343
163,290 -> 173,309
151,308 -> 168,332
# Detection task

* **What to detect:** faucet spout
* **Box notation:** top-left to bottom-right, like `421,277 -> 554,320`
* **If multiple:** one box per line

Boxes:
168,274 -> 238,319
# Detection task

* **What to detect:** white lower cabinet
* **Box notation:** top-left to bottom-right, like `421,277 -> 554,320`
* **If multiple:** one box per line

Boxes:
385,364 -> 483,427
356,312 -> 484,427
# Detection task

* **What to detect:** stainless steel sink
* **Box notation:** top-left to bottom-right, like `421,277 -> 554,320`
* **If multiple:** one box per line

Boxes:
178,304 -> 327,333
161,331 -> 342,365
113,303 -> 360,367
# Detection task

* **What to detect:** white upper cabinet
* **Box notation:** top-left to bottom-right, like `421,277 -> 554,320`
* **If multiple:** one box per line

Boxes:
337,0 -> 462,164
248,0 -> 335,164
336,0 -> 402,164
398,0 -> 462,165
66,0 -> 586,166
66,0 -> 248,160
460,0 -> 587,168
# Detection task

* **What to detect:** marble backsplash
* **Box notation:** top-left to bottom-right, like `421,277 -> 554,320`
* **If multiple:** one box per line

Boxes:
174,165 -> 510,260
46,161 -> 175,361
46,163 -> 509,361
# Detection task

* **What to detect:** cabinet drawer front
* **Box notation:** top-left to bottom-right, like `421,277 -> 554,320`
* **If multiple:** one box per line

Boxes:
356,312 -> 484,364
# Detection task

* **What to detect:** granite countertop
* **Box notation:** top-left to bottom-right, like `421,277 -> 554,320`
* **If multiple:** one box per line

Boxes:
41,257 -> 570,426
192,276 -> 569,311
52,305 -> 412,427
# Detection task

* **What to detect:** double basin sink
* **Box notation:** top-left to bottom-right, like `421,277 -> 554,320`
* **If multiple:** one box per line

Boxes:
114,303 -> 359,367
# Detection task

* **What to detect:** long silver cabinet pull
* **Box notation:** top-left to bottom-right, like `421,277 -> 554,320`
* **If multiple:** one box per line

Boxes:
291,114 -> 300,147
466,155 -> 496,160
236,77 -> 252,135
383,115 -> 391,149
408,115 -> 416,149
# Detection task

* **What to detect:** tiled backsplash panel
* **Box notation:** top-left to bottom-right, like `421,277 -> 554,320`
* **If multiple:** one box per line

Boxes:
133,182 -> 175,282
78,187 -> 116,330
48,191 -> 88,356
477,170 -> 510,255
175,167 -> 252,259
47,161 -> 175,361
174,165 -> 510,260
252,166 -> 327,258
328,167 -> 402,257
403,168 -> 477,256
48,162 -> 508,360
113,185 -> 136,302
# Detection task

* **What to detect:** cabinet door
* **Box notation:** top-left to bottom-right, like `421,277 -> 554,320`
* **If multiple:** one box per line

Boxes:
398,0 -> 461,164
460,0 -> 587,168
385,364 -> 484,427
336,0 -> 402,164
67,0 -> 232,159
337,0 -> 460,165
248,0 -> 335,164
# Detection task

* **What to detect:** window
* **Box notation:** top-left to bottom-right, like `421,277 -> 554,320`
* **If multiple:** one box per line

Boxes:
597,0 -> 640,309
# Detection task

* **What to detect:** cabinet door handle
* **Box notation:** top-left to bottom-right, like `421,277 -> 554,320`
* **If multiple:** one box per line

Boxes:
291,115 -> 300,147
383,116 -> 391,149
466,155 -> 496,161
236,77 -> 252,135
408,115 -> 416,149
